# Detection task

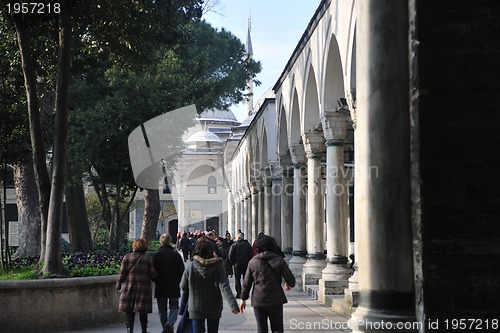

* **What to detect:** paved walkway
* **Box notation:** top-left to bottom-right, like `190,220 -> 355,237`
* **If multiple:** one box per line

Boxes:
62,268 -> 352,333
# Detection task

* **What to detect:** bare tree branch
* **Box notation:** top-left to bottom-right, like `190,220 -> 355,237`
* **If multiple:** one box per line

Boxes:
202,0 -> 224,16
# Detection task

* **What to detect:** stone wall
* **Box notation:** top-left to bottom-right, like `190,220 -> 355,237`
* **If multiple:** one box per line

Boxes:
414,0 -> 500,321
0,275 -> 121,333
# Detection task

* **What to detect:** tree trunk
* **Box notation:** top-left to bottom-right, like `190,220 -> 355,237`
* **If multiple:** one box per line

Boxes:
107,182 -> 138,251
141,189 -> 160,242
43,3 -> 72,276
13,13 -> 51,265
0,179 -> 4,269
108,169 -> 122,251
1,163 -> 10,269
13,162 -> 41,258
65,181 -> 92,251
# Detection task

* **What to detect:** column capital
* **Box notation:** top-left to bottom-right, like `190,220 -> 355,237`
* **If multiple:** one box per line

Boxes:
249,180 -> 260,194
266,161 -> 282,182
302,131 -> 325,157
289,143 -> 306,168
321,108 -> 351,142
279,154 -> 292,167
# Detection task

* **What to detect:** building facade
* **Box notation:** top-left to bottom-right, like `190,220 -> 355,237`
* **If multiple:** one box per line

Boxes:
223,0 -> 500,332
129,109 -> 240,238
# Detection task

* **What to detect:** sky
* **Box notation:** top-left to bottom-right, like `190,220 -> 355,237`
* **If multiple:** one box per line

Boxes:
203,0 -> 321,122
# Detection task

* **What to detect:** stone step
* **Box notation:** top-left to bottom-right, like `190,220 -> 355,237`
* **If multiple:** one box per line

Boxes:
305,284 -> 358,316
304,284 -> 320,299
325,294 -> 355,316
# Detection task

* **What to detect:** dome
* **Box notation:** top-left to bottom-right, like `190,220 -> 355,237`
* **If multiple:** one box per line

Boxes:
185,130 -> 223,143
198,109 -> 238,123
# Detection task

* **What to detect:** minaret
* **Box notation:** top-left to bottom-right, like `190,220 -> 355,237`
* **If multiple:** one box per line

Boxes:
245,16 -> 254,117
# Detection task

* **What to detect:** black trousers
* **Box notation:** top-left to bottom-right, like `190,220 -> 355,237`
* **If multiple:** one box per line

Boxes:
126,312 -> 147,331
234,270 -> 243,297
253,305 -> 284,333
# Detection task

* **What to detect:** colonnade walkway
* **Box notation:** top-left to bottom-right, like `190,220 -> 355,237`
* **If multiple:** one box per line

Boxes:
62,278 -> 352,333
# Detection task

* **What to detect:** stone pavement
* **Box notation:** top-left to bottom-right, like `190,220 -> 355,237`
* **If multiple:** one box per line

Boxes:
62,260 -> 352,333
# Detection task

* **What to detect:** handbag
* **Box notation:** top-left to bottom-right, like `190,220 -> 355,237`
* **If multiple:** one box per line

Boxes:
176,292 -> 192,333
118,254 -> 144,291
258,258 -> 282,285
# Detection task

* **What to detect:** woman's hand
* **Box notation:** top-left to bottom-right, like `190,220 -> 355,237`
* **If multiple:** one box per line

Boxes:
232,309 -> 240,314
239,300 -> 246,313
284,283 -> 291,291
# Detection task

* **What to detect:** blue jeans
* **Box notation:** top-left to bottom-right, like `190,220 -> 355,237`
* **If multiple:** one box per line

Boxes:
157,297 -> 179,330
192,318 -> 220,333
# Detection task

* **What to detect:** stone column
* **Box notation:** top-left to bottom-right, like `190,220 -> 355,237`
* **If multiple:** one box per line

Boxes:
257,180 -> 265,235
263,167 -> 273,235
246,192 -> 252,242
237,192 -> 244,234
319,109 -> 352,300
348,108 -> 360,298
351,0 -> 416,331
251,183 -> 259,243
242,193 -> 249,239
177,185 -> 185,230
288,144 -> 308,285
233,197 -> 240,236
271,171 -> 282,245
302,131 -> 327,286
280,161 -> 293,255
227,190 -> 234,236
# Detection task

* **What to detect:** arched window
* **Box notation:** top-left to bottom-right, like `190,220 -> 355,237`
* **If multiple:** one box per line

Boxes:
208,176 -> 217,194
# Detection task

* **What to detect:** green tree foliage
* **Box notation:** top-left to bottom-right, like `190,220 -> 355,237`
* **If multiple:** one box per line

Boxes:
68,18 -> 261,247
2,0 -> 207,271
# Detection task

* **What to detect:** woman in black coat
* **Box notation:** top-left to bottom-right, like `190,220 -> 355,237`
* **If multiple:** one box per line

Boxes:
239,235 -> 296,333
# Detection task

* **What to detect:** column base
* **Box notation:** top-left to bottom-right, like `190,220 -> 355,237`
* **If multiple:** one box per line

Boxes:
282,247 -> 293,262
318,279 -> 349,302
351,290 -> 417,332
321,261 -> 352,281
292,250 -> 307,257
345,289 -> 360,309
348,268 -> 359,291
318,262 -> 352,301
302,255 -> 326,289
288,255 -> 307,289
351,305 -> 418,333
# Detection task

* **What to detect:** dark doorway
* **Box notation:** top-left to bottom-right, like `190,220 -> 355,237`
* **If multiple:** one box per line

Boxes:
168,219 -> 178,239
205,216 -> 219,234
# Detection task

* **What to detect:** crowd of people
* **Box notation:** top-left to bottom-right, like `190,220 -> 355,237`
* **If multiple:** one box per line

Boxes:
117,229 -> 295,333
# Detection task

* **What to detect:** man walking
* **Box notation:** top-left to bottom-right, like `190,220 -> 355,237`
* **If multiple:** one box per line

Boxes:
153,233 -> 185,333
228,232 -> 253,298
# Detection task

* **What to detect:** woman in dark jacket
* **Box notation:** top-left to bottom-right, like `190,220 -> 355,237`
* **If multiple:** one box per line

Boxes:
180,239 -> 239,333
240,235 -> 296,333
117,238 -> 158,333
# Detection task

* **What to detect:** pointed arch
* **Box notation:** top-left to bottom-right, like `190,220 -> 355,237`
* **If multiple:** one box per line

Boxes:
323,34 -> 345,113
290,89 -> 302,145
302,64 -> 321,132
277,104 -> 290,157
